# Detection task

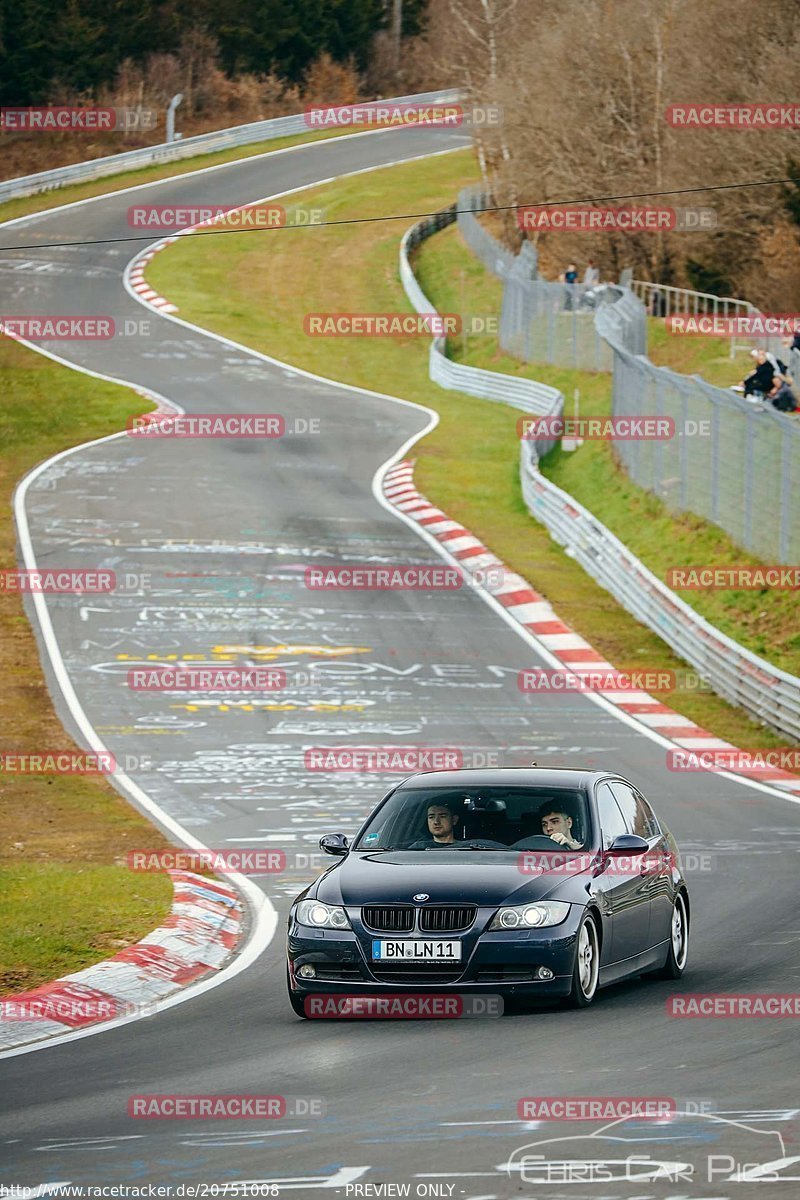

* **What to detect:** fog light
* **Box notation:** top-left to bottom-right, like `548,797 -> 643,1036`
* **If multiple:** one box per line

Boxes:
537,966 -> 554,981
298,964 -> 316,979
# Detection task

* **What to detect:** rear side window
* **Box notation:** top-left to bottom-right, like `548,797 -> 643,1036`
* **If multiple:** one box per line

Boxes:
609,781 -> 661,839
595,783 -> 628,848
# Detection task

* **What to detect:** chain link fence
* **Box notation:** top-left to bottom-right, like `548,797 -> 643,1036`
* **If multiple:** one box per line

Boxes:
402,198 -> 800,740
456,188 -> 799,563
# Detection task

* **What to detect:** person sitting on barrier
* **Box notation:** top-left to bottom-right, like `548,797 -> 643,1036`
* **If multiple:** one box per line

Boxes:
741,349 -> 778,400
767,372 -> 798,413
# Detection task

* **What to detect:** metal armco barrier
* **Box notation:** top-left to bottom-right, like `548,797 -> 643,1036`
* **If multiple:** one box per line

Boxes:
519,448 -> 800,741
399,206 -> 563,465
0,91 -> 460,204
401,198 -> 800,740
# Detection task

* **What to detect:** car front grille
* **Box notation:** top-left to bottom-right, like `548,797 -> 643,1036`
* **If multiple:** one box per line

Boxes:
419,905 -> 476,933
362,905 -> 414,933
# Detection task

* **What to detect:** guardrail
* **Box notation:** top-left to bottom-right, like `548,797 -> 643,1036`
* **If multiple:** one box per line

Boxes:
519,450 -> 800,740
399,205 -> 563,463
400,197 -> 800,741
0,90 -> 461,205
630,279 -> 754,359
630,279 -> 800,385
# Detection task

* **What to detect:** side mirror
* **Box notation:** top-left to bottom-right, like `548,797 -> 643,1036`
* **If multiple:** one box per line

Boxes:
319,832 -> 350,857
606,833 -> 649,855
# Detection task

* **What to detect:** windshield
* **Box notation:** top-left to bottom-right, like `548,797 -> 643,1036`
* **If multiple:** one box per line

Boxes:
353,785 -> 593,852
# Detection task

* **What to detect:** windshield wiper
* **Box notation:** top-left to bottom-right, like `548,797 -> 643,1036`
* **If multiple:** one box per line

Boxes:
452,843 -> 514,851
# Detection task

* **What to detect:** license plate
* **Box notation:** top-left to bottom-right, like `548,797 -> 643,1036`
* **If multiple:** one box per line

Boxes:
372,939 -> 461,961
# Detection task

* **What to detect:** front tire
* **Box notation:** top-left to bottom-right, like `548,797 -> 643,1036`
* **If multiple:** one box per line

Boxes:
651,892 -> 689,979
564,913 -> 600,1008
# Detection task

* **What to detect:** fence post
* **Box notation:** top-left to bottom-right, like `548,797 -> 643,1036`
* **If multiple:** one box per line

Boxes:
780,431 -> 792,562
743,408 -> 756,551
710,400 -> 721,524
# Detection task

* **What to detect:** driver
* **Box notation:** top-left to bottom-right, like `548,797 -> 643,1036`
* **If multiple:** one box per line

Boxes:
408,800 -> 462,848
539,804 -> 583,850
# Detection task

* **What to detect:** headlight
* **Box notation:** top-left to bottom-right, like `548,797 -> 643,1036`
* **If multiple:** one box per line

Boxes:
489,901 -> 570,930
295,898 -> 351,930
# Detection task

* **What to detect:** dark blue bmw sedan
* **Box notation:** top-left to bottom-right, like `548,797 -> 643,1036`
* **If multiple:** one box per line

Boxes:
286,768 -> 690,1015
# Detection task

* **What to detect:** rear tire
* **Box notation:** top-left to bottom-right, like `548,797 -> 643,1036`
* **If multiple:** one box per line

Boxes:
650,892 -> 689,980
564,913 -> 600,1008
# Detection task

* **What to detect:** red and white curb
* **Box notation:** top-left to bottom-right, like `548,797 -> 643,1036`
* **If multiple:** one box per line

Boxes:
384,460 -> 800,795
128,242 -> 180,312
127,201 -> 268,313
0,871 -> 242,1051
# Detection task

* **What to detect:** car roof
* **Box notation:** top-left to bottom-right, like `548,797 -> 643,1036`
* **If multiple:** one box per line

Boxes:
394,767 -> 608,790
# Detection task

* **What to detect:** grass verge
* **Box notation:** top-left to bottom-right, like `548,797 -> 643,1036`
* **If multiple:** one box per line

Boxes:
147,149 -> 793,750
0,337 -> 173,995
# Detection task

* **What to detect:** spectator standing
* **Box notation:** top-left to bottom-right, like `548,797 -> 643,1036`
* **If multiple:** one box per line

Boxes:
563,262 -> 578,310
583,260 -> 600,286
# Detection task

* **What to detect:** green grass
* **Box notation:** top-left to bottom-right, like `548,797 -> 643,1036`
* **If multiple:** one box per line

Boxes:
0,336 -> 174,995
648,317 -> 753,386
0,864 -> 171,993
146,148 -> 793,750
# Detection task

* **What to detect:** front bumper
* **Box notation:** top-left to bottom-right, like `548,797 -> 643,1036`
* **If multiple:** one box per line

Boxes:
287,906 -> 582,999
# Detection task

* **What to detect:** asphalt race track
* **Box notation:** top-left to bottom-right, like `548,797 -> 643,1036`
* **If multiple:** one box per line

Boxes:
1,123 -> 798,1197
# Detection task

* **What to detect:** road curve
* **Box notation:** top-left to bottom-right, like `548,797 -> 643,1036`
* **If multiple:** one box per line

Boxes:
0,124 -> 798,1196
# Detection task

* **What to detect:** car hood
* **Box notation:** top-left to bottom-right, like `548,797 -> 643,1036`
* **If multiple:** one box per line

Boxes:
315,850 -> 592,907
